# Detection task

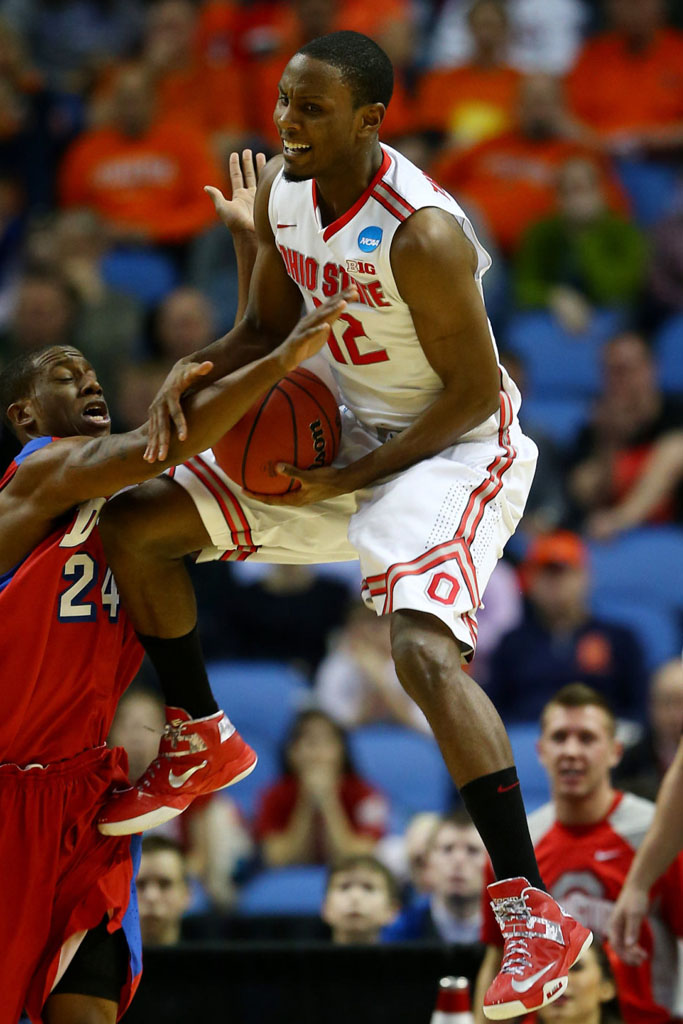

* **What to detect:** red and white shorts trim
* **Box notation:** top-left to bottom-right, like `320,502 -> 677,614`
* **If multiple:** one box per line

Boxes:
168,394 -> 537,655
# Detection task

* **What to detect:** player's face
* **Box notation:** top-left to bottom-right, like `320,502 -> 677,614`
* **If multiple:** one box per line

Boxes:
26,347 -> 110,438
274,55 -> 366,183
323,867 -> 396,938
538,706 -> 621,801
425,823 -> 486,901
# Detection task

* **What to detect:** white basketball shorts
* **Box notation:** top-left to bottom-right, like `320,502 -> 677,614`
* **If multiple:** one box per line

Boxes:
168,394 -> 537,656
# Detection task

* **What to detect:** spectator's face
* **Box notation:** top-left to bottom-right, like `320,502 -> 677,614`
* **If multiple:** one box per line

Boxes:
146,0 -> 195,65
608,0 -> 663,37
468,2 -> 508,53
136,850 -> 190,946
323,866 -> 397,940
294,0 -> 337,40
157,290 -> 214,360
403,812 -> 440,892
538,706 -> 621,802
538,944 -> 616,1023
527,564 -> 588,622
109,694 -> 165,781
111,70 -> 155,137
603,335 -> 656,403
425,823 -> 486,902
518,75 -> 563,139
14,281 -> 74,349
649,660 -> 683,746
557,159 -> 604,224
288,716 -> 345,774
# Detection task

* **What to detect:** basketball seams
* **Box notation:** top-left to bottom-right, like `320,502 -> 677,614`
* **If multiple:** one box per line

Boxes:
284,372 -> 341,460
274,384 -> 298,493
241,384 -> 279,489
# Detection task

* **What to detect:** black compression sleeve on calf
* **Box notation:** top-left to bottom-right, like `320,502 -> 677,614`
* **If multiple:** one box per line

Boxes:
137,626 -> 218,719
460,767 -> 545,890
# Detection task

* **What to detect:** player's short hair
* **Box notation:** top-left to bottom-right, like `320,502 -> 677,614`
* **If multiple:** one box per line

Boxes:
325,854 -> 401,904
297,31 -> 394,110
0,346 -> 54,431
540,683 -> 617,735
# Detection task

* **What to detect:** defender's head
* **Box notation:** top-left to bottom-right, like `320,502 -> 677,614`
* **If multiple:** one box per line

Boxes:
275,30 -> 393,182
0,345 -> 110,444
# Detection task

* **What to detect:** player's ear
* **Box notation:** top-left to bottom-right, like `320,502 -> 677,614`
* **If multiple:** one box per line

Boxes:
7,397 -> 35,431
358,103 -> 385,137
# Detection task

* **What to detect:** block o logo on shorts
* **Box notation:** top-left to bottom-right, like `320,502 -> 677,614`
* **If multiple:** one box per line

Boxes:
426,572 -> 460,606
358,226 -> 383,252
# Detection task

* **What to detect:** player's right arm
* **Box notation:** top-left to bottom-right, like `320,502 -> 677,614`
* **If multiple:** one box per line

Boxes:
609,739 -> 683,964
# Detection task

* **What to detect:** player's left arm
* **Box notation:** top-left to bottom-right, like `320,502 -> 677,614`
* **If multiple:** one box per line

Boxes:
256,207 -> 500,505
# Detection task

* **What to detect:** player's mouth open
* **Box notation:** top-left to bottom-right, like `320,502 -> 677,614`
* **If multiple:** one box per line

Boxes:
82,401 -> 110,424
282,140 -> 311,156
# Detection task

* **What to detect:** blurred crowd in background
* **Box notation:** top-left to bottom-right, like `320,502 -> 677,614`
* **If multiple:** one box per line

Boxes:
2,0 -> 683,1017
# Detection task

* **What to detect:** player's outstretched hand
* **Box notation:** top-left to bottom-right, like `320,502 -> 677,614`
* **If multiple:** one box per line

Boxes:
204,149 -> 266,235
279,286 -> 357,371
607,884 -> 649,965
144,359 -> 214,462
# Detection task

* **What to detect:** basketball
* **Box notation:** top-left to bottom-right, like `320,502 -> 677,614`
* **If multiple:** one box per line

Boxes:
212,367 -> 342,494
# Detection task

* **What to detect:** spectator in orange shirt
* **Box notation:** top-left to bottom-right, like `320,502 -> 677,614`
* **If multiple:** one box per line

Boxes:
432,73 -> 621,254
567,0 -> 683,155
417,0 -> 522,152
58,66 -> 224,252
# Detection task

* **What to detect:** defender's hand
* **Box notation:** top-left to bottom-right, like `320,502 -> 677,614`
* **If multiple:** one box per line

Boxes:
278,287 -> 357,372
608,885 -> 649,965
144,359 -> 214,462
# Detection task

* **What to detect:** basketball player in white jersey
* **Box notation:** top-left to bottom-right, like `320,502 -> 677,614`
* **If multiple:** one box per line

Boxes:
96,32 -> 591,1018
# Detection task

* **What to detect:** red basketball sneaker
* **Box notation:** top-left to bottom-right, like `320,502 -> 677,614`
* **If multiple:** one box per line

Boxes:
483,877 -> 593,1020
98,706 -> 257,835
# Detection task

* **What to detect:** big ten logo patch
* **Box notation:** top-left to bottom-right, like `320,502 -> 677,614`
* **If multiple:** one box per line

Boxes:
426,571 -> 460,606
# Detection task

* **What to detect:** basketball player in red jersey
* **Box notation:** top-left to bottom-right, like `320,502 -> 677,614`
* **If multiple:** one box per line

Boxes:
96,32 -> 590,1018
0,265 -> 348,1020
474,685 -> 683,1024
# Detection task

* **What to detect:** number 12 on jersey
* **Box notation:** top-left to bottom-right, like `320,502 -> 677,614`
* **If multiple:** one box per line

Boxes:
312,297 -> 389,365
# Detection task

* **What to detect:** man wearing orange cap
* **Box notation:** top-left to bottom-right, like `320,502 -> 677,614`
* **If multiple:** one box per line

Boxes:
486,531 -> 646,724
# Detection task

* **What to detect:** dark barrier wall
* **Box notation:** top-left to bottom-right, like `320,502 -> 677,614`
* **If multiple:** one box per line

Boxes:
124,942 -> 485,1024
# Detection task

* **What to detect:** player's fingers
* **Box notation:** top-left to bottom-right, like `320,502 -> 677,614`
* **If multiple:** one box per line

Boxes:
275,462 -> 300,478
623,911 -> 643,952
228,150 -> 246,192
255,152 -> 267,176
181,360 -> 214,387
241,149 -> 256,189
204,184 -> 227,212
145,403 -> 164,462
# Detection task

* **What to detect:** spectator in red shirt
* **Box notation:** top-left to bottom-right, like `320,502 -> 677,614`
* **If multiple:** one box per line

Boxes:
473,683 -> 683,1024
255,709 -> 388,867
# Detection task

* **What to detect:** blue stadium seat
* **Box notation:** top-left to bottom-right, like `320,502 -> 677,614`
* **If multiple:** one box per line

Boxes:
614,157 -> 679,227
226,734 -> 280,822
206,660 -> 309,746
237,866 -> 328,915
506,722 -> 550,813
656,314 -> 683,394
349,724 -> 451,830
102,246 -> 178,306
506,310 -> 623,399
522,397 -> 589,448
590,595 -> 682,671
588,528 -> 683,612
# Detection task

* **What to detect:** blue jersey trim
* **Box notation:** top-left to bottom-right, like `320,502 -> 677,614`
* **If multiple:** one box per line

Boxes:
15,435 -> 54,465
122,834 -> 143,983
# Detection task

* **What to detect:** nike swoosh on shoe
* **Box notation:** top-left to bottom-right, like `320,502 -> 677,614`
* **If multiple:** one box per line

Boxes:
168,762 -> 207,788
511,962 -> 557,994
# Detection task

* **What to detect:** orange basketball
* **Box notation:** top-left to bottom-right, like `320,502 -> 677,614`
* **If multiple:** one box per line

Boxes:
212,367 -> 342,494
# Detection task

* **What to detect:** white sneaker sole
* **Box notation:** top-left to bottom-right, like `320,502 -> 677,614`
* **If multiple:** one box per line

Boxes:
483,931 -> 593,1020
97,756 -> 258,836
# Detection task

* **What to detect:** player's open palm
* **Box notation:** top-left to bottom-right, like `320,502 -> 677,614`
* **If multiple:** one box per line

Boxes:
205,149 -> 266,235
608,884 -> 649,965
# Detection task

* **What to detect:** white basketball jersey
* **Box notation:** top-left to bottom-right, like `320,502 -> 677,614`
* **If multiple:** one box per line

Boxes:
268,143 -> 520,435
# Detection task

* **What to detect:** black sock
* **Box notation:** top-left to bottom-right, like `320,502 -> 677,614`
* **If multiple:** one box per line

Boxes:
460,767 -> 545,890
137,627 -> 219,720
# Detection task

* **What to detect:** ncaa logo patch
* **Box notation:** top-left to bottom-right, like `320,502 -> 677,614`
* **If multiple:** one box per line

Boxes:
358,226 -> 382,253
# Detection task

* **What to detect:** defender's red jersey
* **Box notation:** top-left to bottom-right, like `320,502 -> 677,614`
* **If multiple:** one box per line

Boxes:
481,792 -> 683,1023
0,438 -> 143,765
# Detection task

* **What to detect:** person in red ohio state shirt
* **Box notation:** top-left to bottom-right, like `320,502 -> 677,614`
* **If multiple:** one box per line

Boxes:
473,684 -> 683,1024
256,710 -> 388,867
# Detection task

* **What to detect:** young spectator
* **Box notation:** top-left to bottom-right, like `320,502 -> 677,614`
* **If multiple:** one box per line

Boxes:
486,531 -> 647,724
385,810 -> 486,943
432,74 -> 621,254
322,854 -> 401,943
537,941 -> 624,1024
514,156 -> 647,333
567,331 -> 683,537
375,810 -> 442,897
418,1 -> 522,152
255,710 -> 389,868
109,687 -> 253,909
58,65 -> 223,250
136,836 -> 191,946
614,659 -> 683,801
567,0 -> 683,156
315,603 -> 430,733
473,684 -> 683,1024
